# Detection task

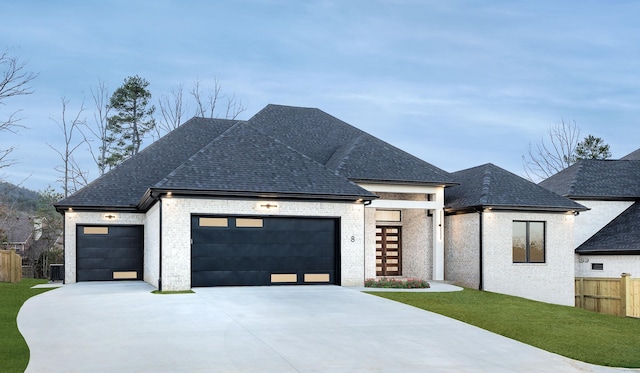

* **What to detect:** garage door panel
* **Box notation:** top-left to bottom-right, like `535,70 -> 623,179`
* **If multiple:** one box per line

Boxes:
76,225 -> 143,282
193,270 -> 270,287
192,216 -> 338,286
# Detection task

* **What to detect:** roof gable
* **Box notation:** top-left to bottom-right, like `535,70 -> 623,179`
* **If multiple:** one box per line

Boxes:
539,160 -> 640,199
446,163 -> 586,212
576,202 -> 640,254
249,104 -> 455,185
154,122 -> 375,200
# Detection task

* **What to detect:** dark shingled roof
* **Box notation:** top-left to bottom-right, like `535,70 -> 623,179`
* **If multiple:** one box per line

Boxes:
155,122 -> 375,199
445,163 -> 586,212
249,105 -> 455,185
59,104 -> 453,210
576,202 -> 640,255
55,117 -> 240,209
539,159 -> 640,199
621,148 -> 640,160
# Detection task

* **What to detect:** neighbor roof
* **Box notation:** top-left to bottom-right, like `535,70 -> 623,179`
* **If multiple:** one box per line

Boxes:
576,202 -> 640,255
621,148 -> 640,160
539,159 -> 640,199
445,163 -> 587,212
249,105 -> 456,186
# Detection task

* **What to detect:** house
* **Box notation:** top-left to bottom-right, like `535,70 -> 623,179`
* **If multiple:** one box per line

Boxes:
444,163 -> 587,305
55,104 -> 596,306
55,105 -> 455,291
0,211 -> 33,254
539,153 -> 640,279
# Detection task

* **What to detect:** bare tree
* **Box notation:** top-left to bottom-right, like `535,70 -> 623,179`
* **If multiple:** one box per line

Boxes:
156,82 -> 187,137
523,119 -> 581,182
190,77 -> 246,120
154,77 -> 246,139
86,79 -> 111,176
0,49 -> 38,171
48,97 -> 88,197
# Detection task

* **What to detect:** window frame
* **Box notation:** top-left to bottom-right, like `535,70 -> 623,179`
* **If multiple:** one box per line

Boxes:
512,220 -> 546,264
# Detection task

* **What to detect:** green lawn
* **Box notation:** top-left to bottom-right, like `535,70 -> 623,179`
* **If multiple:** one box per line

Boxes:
369,288 -> 640,368
0,279 -> 55,373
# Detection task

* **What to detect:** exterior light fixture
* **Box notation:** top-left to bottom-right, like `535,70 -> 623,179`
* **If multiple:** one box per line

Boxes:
260,203 -> 278,209
103,213 -> 118,220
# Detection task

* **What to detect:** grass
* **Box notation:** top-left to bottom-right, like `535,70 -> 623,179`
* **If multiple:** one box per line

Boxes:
151,289 -> 195,294
369,288 -> 640,368
0,279 -> 55,373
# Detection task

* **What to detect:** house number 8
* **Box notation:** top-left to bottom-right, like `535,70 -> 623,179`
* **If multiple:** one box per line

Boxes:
351,236 -> 355,242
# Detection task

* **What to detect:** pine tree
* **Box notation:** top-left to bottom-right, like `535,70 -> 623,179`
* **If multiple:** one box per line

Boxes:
102,75 -> 155,169
575,134 -> 612,161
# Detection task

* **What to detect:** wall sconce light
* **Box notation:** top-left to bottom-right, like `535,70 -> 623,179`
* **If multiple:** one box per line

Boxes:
257,202 -> 279,211
103,213 -> 118,220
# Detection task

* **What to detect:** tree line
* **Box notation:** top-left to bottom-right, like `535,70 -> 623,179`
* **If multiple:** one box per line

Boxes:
50,75 -> 247,197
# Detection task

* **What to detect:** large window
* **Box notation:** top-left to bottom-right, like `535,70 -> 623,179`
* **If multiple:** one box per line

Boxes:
512,221 -> 545,263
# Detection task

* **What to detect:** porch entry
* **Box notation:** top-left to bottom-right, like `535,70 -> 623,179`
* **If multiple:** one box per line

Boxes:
376,226 -> 401,276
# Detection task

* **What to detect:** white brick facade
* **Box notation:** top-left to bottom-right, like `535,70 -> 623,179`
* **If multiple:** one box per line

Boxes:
63,211 -> 146,284
575,255 -> 640,278
444,213 -> 480,289
144,203 -> 160,286
159,197 -> 365,291
481,211 -> 576,306
573,200 -> 634,247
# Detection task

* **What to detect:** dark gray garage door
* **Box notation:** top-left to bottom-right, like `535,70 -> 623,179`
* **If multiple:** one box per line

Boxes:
191,216 -> 339,287
76,225 -> 144,281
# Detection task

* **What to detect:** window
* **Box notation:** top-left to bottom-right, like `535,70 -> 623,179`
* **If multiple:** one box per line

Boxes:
375,210 -> 401,222
512,221 -> 545,263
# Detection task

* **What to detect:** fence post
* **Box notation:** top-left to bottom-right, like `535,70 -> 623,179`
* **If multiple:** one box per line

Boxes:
621,273 -> 631,317
578,277 -> 584,309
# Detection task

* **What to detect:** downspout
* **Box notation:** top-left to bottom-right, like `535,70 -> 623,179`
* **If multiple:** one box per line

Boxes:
478,210 -> 484,291
158,197 -> 163,292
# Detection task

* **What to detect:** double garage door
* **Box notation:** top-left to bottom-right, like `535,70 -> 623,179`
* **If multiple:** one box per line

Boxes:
191,216 -> 339,287
76,216 -> 339,287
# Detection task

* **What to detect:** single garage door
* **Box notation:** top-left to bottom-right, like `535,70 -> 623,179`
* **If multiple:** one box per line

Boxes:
76,225 -> 144,281
191,216 -> 339,286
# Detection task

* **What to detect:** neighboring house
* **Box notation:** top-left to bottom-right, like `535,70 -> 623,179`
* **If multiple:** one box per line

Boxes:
539,154 -> 640,280
0,212 -> 33,254
444,163 -> 587,306
55,105 -> 455,291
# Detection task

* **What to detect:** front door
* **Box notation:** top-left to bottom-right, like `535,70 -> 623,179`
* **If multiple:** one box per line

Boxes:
376,226 -> 401,276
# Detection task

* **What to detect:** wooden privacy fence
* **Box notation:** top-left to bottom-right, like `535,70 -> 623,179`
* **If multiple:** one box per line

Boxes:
575,274 -> 640,318
0,249 -> 22,283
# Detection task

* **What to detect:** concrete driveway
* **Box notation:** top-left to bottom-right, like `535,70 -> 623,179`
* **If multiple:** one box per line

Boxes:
18,282 -> 633,373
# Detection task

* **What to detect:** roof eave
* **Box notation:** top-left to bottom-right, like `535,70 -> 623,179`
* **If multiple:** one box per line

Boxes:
445,204 -> 587,214
54,204 -> 141,214
576,249 -> 640,255
351,178 -> 458,188
144,188 -> 377,204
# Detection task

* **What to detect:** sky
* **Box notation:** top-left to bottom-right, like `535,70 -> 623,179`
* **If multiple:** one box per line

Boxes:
1,0 -> 640,193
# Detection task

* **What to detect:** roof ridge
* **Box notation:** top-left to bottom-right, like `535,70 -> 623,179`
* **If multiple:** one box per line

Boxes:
245,122 -> 368,191
479,164 -> 493,205
155,121 -> 244,186
567,161 -> 584,196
